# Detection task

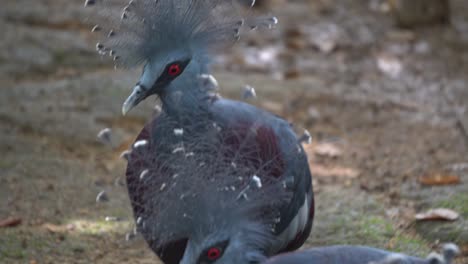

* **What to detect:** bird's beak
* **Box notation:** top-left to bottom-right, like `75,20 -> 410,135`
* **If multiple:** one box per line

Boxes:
122,84 -> 147,115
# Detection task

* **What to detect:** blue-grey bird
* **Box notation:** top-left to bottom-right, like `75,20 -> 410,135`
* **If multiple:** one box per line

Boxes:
85,0 -> 313,263
126,119 -> 312,264
261,244 -> 460,264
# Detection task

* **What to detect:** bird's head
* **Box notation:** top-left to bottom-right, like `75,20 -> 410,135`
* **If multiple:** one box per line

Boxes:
122,49 -> 202,115
85,0 -> 277,114
180,221 -> 272,264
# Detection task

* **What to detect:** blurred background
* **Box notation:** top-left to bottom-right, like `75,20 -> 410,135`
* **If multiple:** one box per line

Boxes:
1,0 -> 467,263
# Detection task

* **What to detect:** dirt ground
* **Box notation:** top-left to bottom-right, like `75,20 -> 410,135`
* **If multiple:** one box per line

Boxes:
1,0 -> 467,263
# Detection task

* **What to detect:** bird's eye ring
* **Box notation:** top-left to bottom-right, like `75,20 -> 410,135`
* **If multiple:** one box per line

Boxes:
168,63 -> 181,76
206,247 -> 221,260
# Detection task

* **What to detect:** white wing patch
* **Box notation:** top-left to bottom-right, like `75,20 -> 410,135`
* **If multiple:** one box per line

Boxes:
273,192 -> 310,252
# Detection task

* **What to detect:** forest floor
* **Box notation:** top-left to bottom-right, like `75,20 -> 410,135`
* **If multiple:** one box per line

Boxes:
1,0 -> 467,263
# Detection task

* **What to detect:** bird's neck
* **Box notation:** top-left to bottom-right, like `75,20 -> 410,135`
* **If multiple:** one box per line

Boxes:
159,72 -> 217,121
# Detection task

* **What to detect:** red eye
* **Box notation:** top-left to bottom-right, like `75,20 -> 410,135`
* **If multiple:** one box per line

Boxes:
168,63 -> 181,76
206,247 -> 221,260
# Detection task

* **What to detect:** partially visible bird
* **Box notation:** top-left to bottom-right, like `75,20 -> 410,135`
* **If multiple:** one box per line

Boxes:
261,244 -> 460,264
85,0 -> 313,263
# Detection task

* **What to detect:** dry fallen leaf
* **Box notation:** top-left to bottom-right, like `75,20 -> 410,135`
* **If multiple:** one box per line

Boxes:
415,208 -> 459,221
419,173 -> 461,186
43,223 -> 74,233
309,164 -> 360,179
0,217 -> 22,228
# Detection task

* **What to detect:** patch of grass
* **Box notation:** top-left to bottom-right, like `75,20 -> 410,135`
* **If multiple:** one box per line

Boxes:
0,224 -> 120,263
315,212 -> 431,256
0,229 -> 46,261
356,217 -> 429,256
317,214 -> 395,246
0,159 -> 14,170
0,232 -> 25,260
358,216 -> 394,242
415,221 -> 468,243
387,232 -> 430,256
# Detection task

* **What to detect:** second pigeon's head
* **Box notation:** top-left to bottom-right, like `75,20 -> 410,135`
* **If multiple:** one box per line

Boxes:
177,206 -> 274,264
86,0 -> 277,114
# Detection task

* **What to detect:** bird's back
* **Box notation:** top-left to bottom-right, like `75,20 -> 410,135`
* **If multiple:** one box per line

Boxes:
210,98 -> 314,252
263,245 -> 432,264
